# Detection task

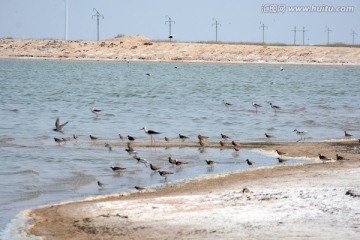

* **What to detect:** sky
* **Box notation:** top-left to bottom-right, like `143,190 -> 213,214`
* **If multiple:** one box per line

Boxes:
0,0 -> 359,45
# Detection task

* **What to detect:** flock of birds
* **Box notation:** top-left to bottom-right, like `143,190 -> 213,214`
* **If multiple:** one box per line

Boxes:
52,103 -> 356,189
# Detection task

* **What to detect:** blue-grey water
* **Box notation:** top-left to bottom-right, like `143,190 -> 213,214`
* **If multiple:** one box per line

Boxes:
0,59 -> 359,239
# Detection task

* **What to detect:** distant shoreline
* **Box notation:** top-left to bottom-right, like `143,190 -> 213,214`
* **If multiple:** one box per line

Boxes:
1,36 -> 360,66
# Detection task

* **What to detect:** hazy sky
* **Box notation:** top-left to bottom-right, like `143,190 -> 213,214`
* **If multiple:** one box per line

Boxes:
0,0 -> 359,45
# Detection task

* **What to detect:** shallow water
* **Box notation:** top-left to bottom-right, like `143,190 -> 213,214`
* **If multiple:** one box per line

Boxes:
0,59 -> 359,238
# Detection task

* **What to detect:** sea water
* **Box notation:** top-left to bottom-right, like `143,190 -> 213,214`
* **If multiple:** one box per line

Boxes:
0,59 -> 359,238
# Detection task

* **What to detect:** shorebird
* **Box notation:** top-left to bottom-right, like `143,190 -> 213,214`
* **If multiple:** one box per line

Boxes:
141,127 -> 161,147
232,140 -> 240,147
275,149 -> 287,155
125,142 -> 137,155
91,108 -> 101,117
264,133 -> 273,142
344,131 -> 353,137
119,134 -> 127,141
133,156 -> 149,167
336,154 -> 348,163
53,117 -> 68,133
179,134 -> 189,142
134,186 -> 145,191
89,135 -> 98,140
125,147 -> 137,155
110,166 -> 126,173
205,159 -> 217,166
293,129 -> 307,142
105,143 -> 112,151
128,135 -> 135,142
175,159 -> 189,166
319,154 -> 331,163
336,154 -> 345,161
252,102 -> 261,113
269,102 -> 281,113
150,163 -> 161,172
219,141 -> 226,147
233,146 -> 241,152
242,187 -> 250,193
97,181 -> 106,188
246,159 -> 254,166
277,157 -> 287,163
54,137 -> 63,144
168,156 -> 176,165
62,137 -> 71,143
223,100 -> 232,110
158,170 -> 173,180
198,134 -> 209,142
221,133 -> 230,141
73,134 -> 79,142
164,137 -> 172,142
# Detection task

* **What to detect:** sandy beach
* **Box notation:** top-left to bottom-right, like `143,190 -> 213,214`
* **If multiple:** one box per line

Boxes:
28,140 -> 360,239
2,36 -> 359,239
1,36 -> 360,65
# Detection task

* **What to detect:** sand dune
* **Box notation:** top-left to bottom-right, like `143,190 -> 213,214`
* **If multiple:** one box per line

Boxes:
1,36 -> 360,65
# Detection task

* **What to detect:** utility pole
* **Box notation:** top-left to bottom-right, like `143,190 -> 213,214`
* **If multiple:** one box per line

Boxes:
212,18 -> 221,42
92,8 -> 104,41
165,15 -> 175,41
325,26 -> 332,45
350,30 -> 357,45
291,26 -> 298,45
301,27 -> 307,45
259,22 -> 268,44
65,0 -> 68,40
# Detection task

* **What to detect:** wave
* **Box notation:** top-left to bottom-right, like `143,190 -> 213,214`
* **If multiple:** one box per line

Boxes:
1,210 -> 42,240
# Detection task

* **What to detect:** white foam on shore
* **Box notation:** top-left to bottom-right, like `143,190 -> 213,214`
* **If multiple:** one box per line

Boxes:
1,210 -> 42,240
17,152 -> 321,239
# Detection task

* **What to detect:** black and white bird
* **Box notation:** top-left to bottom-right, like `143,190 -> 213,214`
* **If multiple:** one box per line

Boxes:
264,133 -> 273,141
53,117 -> 68,133
205,159 -> 217,167
269,102 -> 281,113
128,135 -> 136,142
133,156 -> 149,167
91,108 -> 101,117
223,100 -> 232,110
141,127 -> 161,147
252,102 -> 261,113
179,134 -> 189,142
293,129 -> 307,142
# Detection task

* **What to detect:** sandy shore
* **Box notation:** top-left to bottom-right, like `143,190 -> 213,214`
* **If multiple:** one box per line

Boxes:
28,140 -> 360,239
1,36 -> 360,65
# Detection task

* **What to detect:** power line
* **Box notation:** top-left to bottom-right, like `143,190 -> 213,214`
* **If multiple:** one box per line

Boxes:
350,30 -> 357,45
92,8 -> 104,41
291,26 -> 300,45
165,15 -> 175,41
64,0 -> 68,40
301,27 -> 307,45
325,26 -> 332,45
259,22 -> 268,44
212,18 -> 221,42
